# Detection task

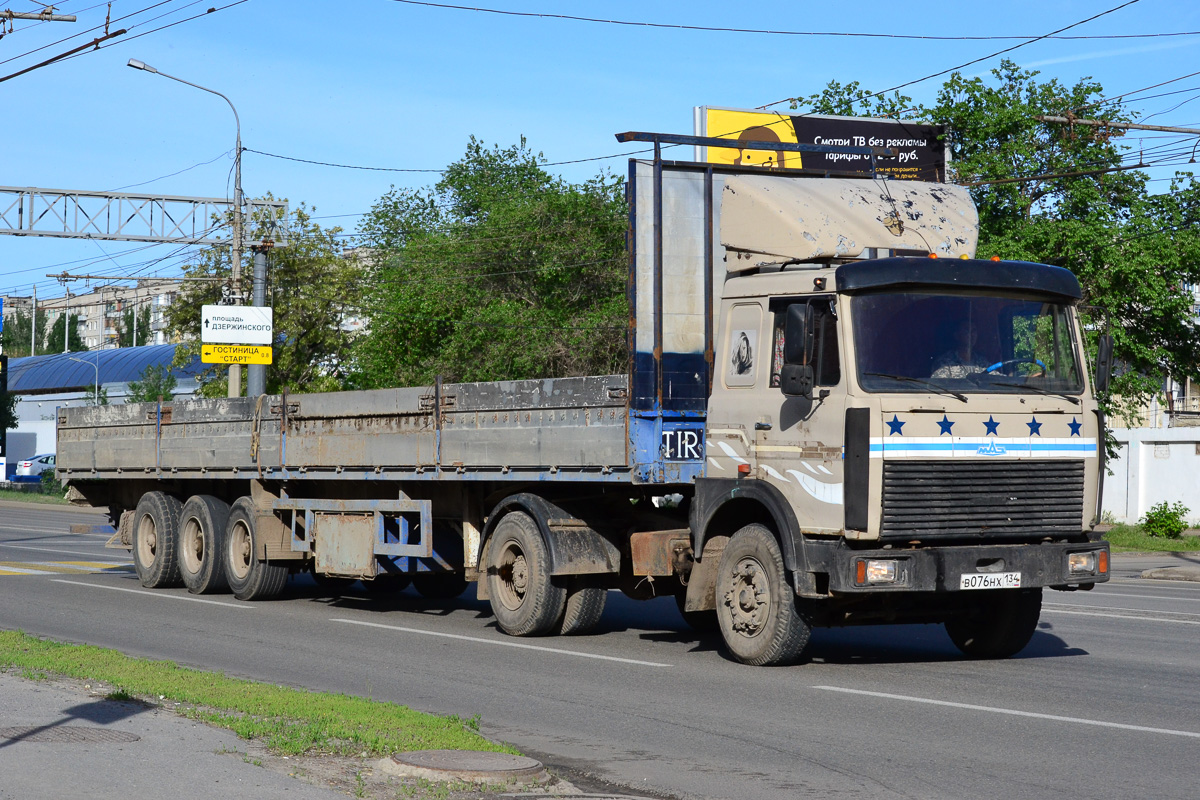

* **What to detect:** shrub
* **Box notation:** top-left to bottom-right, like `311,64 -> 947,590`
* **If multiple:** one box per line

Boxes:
1141,501 -> 1190,539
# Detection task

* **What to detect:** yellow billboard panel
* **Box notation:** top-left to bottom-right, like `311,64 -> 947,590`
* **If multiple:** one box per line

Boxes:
700,108 -> 801,169
201,344 -> 273,365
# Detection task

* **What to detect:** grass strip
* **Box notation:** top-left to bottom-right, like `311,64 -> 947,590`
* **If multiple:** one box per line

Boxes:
1103,524 -> 1200,553
0,630 -> 516,757
0,489 -> 71,505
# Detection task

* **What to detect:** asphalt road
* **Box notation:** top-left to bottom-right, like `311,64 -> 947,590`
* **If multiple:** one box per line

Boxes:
2,500 -> 1198,800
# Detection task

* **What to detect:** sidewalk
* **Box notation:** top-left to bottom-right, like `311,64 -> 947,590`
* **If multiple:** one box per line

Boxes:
0,673 -> 345,800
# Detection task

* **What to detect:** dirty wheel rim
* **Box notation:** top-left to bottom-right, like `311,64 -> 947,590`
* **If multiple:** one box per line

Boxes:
136,514 -> 157,566
724,555 -> 770,637
495,540 -> 530,612
180,517 -> 204,575
229,519 -> 252,581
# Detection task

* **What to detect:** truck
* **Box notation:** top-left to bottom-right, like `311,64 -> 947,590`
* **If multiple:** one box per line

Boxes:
57,131 -> 1112,666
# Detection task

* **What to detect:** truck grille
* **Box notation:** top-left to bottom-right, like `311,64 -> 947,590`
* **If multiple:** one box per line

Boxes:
880,460 -> 1085,540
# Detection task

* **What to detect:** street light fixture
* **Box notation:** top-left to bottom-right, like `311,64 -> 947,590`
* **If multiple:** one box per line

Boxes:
127,57 -> 244,399
67,354 -> 100,405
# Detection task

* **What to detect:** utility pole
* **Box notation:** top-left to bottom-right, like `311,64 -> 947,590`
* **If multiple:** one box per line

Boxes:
31,283 -> 36,356
246,243 -> 271,397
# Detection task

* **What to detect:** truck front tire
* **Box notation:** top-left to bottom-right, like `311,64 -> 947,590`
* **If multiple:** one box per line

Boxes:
177,495 -> 230,595
945,588 -> 1043,659
486,511 -> 566,636
132,491 -> 183,589
223,497 -> 288,601
716,524 -> 811,666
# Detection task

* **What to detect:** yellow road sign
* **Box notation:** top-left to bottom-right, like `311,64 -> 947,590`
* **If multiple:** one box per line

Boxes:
201,344 -> 273,365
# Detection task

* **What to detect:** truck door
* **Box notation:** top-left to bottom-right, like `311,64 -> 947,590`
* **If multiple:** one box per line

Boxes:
759,296 -> 847,533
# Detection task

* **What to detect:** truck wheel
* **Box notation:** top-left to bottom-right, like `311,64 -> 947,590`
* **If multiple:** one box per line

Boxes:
413,573 -> 468,599
716,524 -> 811,666
945,588 -> 1043,659
177,495 -> 230,595
487,511 -> 566,636
132,491 -> 184,589
674,589 -> 719,633
224,498 -> 288,601
556,580 -> 607,635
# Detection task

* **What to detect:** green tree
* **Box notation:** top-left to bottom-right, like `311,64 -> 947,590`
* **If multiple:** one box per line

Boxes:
44,312 -> 86,354
794,61 -> 1200,423
119,305 -> 153,348
126,363 -> 176,403
353,137 -> 628,389
1,377 -> 15,434
84,383 -> 109,406
165,199 -> 363,397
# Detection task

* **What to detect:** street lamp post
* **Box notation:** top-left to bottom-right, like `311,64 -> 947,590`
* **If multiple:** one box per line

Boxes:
127,58 -> 243,399
67,354 -> 100,404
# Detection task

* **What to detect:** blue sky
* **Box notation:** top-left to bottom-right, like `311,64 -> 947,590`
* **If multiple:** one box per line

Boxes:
2,0 -> 1199,305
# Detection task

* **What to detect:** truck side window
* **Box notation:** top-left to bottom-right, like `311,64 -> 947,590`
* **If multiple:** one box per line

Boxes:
770,297 -> 840,388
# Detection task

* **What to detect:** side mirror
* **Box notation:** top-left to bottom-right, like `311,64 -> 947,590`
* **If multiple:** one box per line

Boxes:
780,364 -> 814,397
1095,333 -> 1114,395
784,303 -> 814,366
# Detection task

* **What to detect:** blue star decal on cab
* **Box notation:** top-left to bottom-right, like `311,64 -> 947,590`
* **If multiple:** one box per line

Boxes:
1027,416 -> 1043,436
937,415 -> 955,435
887,414 -> 905,435
983,416 -> 1000,436
1068,417 -> 1082,436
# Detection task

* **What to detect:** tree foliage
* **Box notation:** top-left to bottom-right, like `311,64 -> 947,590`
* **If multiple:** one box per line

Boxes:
795,61 -> 1200,421
165,200 -> 363,397
127,363 -> 177,403
352,137 -> 628,389
43,313 -> 86,354
119,305 -> 152,348
1,308 -> 49,357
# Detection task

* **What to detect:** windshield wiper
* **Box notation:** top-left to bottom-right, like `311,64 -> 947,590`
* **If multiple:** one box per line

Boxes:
986,380 -> 1081,405
863,372 -> 968,403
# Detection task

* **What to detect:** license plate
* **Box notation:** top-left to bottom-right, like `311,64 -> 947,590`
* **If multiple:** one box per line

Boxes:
960,572 -> 1022,590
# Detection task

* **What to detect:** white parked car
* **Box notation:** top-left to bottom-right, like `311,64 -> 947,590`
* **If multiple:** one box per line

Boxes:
16,454 -> 56,477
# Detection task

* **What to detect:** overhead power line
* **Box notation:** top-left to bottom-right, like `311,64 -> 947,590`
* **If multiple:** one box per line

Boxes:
385,0 -> 1190,41
762,0 -> 1144,111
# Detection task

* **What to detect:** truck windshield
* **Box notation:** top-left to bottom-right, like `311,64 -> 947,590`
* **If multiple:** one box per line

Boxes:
851,291 -> 1083,395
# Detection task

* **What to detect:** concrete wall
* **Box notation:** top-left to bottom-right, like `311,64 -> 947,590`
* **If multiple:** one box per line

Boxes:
1102,427 -> 1200,525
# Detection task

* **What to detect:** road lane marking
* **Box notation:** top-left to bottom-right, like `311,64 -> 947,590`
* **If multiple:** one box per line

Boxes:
1086,591 -> 1200,603
331,618 -> 673,668
0,544 -> 130,561
0,560 -> 133,575
51,580 -> 252,609
1046,601 -> 1200,616
812,686 -> 1200,739
1042,607 -> 1200,625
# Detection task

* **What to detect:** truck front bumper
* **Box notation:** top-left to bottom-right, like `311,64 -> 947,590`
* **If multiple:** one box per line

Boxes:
799,538 -> 1109,596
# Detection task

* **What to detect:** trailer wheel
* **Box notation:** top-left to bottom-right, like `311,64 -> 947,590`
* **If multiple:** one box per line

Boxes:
487,511 -> 566,636
716,524 -> 811,666
223,498 -> 288,601
177,495 -> 230,595
132,491 -> 184,589
362,573 -> 410,597
413,573 -> 468,599
556,580 -> 607,635
945,588 -> 1043,659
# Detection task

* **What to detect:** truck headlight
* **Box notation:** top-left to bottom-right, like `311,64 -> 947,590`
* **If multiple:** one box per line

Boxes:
856,559 -> 898,584
1068,552 -> 1097,575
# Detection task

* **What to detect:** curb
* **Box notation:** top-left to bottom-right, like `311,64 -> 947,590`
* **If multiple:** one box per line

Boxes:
1141,567 -> 1200,583
378,750 -> 549,786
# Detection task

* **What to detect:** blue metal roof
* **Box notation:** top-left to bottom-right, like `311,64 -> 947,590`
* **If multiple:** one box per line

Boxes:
7,344 -> 202,394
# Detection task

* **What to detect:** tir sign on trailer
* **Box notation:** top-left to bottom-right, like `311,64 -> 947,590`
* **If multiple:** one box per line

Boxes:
200,305 -> 273,364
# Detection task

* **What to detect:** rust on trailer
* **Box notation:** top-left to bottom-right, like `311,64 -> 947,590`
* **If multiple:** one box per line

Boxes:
629,529 -> 691,576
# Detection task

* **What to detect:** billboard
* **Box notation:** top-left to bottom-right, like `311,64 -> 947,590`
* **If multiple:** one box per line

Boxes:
694,106 -> 948,182
1,354 -> 7,459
